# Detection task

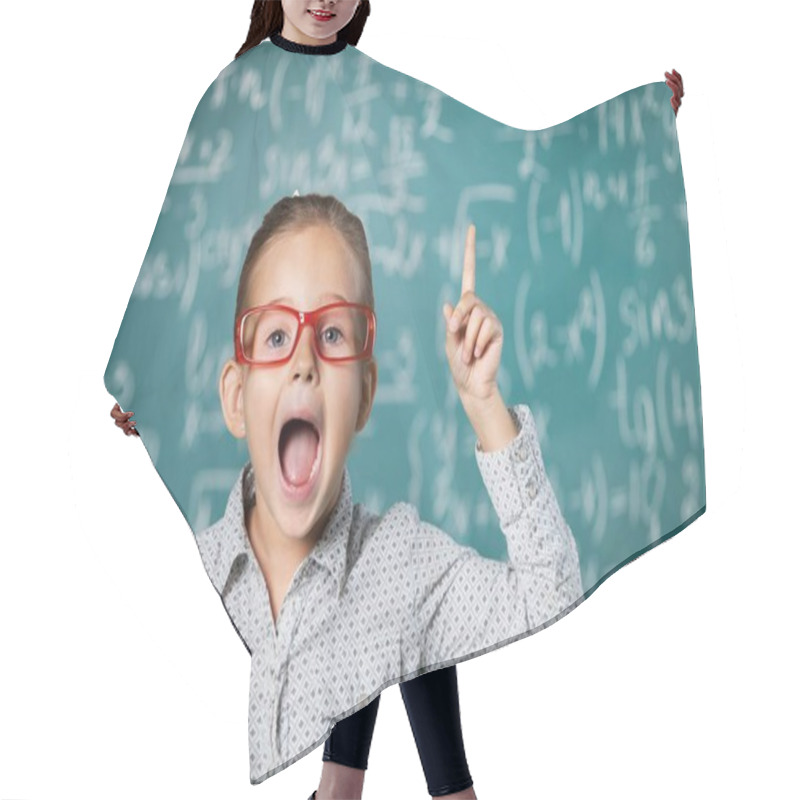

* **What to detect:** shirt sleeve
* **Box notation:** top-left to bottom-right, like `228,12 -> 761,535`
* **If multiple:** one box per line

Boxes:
410,403 -> 584,666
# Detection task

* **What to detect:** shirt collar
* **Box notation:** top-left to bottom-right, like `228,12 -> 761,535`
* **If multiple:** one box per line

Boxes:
269,32 -> 348,56
199,461 -> 353,601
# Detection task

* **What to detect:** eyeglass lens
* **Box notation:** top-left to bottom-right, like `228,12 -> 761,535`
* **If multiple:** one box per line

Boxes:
242,306 -> 369,362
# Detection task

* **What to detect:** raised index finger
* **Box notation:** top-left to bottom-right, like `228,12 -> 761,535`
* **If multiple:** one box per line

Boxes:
461,223 -> 476,297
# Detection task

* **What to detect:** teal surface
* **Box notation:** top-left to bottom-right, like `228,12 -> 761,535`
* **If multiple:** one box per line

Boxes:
104,40 -> 705,592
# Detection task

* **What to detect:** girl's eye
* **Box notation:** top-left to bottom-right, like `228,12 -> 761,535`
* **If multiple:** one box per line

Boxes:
322,326 -> 343,344
267,329 -> 287,347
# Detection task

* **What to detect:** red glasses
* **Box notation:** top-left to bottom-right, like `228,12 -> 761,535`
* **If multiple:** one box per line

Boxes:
234,301 -> 377,366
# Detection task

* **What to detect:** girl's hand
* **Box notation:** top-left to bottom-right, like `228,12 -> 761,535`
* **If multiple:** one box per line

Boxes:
442,224 -> 504,404
111,402 -> 139,436
665,68 -> 684,116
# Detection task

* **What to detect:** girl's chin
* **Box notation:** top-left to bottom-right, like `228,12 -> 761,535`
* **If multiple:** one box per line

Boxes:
277,522 -> 316,541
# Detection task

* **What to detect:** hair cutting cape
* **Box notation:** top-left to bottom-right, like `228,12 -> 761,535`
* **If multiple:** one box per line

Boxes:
104,36 -> 705,784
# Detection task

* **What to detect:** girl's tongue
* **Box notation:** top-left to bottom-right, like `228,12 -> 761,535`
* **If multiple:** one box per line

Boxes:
279,421 -> 319,486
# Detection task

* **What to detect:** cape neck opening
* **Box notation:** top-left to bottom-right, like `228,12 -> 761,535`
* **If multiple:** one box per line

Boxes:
270,31 -> 348,55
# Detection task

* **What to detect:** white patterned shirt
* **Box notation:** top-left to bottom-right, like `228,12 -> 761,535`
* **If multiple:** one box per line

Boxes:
195,403 -> 584,784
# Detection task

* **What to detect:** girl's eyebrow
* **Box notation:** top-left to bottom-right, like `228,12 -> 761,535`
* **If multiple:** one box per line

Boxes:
267,292 -> 349,306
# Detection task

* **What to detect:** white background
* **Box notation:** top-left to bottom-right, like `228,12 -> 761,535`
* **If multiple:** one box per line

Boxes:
1,1 -> 798,798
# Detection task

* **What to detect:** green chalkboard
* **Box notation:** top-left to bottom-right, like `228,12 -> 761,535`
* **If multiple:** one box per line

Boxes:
104,39 -> 705,596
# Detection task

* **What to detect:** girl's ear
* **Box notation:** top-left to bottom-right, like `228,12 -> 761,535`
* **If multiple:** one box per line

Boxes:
219,359 -> 247,439
355,358 -> 378,433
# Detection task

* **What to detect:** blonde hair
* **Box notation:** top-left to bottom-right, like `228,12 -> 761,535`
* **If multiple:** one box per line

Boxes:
235,192 -> 375,339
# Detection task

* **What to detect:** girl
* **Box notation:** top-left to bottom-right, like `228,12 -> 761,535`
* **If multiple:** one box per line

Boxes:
195,192 -> 547,795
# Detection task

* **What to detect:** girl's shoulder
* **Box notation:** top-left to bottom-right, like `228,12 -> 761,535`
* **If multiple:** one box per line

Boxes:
349,499 -> 419,555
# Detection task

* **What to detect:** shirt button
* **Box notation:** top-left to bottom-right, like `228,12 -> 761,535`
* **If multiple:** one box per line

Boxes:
527,480 -> 538,500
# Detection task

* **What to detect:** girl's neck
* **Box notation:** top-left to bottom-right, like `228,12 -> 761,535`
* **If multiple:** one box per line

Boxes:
271,29 -> 348,55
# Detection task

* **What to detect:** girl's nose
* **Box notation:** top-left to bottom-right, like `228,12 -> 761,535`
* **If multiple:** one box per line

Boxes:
293,324 -> 319,366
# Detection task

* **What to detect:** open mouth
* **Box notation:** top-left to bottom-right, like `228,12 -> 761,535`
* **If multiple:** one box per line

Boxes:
278,418 -> 322,494
308,9 -> 335,21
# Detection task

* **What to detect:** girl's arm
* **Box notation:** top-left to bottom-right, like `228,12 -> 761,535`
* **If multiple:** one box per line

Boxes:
413,224 -> 581,663
409,402 -> 583,665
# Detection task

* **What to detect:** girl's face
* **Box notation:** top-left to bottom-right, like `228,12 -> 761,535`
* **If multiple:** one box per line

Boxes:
280,0 -> 361,46
228,223 -> 375,545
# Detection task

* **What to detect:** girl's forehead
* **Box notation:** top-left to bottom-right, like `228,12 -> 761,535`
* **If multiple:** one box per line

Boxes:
247,253 -> 362,308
